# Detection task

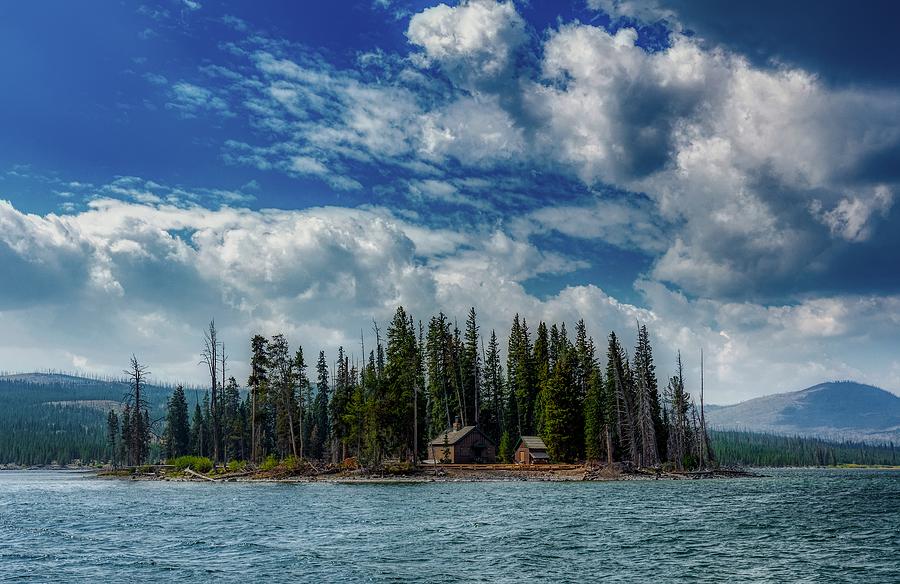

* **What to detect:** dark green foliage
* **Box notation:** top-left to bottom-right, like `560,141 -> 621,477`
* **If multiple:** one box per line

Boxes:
331,347 -> 353,461
584,368 -> 605,462
8,307 -> 892,472
383,307 -> 422,462
169,455 -> 213,473
481,330 -> 505,446
310,351 -> 330,460
106,410 -> 120,466
164,385 -> 190,459
507,315 -> 535,436
542,348 -> 582,463
711,431 -> 899,467
498,430 -> 512,463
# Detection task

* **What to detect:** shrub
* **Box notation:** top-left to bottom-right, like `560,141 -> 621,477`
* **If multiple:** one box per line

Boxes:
227,459 -> 247,472
169,455 -> 213,473
260,454 -> 280,471
383,461 -> 417,475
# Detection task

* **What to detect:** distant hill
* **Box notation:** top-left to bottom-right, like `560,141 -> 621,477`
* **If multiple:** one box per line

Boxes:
0,372 -> 205,465
707,381 -> 900,443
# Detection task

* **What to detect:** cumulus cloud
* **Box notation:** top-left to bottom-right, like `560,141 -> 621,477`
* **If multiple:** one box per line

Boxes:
406,0 -> 527,92
811,185 -> 893,243
170,2 -> 899,302
3,195 -> 900,400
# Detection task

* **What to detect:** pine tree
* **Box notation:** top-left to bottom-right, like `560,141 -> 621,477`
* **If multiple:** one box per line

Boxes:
482,330 -> 505,445
462,307 -> 480,426
106,409 -> 119,466
532,322 -> 550,436
269,334 -> 299,459
633,325 -> 659,467
583,367 -> 605,463
222,377 -> 243,461
190,402 -> 205,457
384,306 -> 420,461
507,315 -> 535,436
247,334 -> 270,463
164,385 -> 190,459
312,351 -> 330,460
331,347 -> 352,462
123,355 -> 151,466
606,333 -> 639,464
543,347 -> 581,463
665,352 -> 691,470
294,347 -> 310,459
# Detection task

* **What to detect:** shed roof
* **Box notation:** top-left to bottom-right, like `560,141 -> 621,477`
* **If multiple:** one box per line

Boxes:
529,451 -> 550,459
428,426 -> 476,446
517,436 -> 547,450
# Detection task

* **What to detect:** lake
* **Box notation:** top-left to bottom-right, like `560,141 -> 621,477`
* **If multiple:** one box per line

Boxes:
1,469 -> 898,582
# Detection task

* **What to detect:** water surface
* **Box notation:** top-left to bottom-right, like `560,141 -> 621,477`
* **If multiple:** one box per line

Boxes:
1,469 -> 898,582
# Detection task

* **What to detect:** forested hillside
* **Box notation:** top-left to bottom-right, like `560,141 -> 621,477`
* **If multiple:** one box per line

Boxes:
0,376 -> 201,466
710,431 -> 898,467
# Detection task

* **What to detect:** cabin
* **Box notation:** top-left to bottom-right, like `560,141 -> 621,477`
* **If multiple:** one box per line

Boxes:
428,421 -> 496,463
514,436 -> 550,465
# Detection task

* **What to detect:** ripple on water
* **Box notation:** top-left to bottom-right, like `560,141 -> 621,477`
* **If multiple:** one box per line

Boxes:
0,469 -> 899,582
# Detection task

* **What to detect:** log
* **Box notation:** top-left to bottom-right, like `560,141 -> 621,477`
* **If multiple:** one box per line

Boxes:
185,468 -> 219,482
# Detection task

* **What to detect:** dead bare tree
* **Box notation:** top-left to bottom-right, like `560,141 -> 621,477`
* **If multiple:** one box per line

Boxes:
123,355 -> 151,466
200,320 -> 220,465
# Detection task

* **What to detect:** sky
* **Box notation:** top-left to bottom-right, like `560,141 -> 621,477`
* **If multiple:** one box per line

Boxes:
1,0 -> 900,403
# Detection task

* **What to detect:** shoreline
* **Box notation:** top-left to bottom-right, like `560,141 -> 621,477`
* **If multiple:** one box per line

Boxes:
95,463 -> 763,483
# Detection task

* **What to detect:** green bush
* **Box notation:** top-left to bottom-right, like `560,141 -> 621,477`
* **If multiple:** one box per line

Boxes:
227,459 -> 247,472
169,455 -> 213,473
260,454 -> 280,471
383,461 -> 417,475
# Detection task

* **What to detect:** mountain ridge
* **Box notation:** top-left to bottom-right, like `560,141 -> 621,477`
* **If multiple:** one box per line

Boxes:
707,381 -> 900,443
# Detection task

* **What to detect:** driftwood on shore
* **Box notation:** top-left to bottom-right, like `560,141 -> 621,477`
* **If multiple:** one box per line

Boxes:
185,468 -> 219,482
99,461 -> 761,483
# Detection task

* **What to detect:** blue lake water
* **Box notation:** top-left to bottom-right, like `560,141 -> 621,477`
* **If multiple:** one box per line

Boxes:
1,469 -> 898,582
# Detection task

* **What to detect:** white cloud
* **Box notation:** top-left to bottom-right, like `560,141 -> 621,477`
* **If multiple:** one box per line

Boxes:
406,0 -> 527,92
811,185 -> 894,243
2,195 -> 900,400
167,82 -> 232,118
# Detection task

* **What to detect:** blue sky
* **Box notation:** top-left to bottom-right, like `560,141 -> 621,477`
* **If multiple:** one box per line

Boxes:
1,0 -> 899,402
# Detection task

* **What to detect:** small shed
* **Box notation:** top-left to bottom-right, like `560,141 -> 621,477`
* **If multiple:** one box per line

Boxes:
514,436 -> 550,464
428,423 -> 497,463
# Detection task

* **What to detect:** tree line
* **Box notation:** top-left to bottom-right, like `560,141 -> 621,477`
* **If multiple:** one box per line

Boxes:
111,307 -> 722,470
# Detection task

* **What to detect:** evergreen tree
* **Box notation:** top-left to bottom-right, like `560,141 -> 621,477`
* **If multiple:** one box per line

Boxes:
294,347 -> 310,459
247,334 -> 270,462
384,306 -> 420,461
507,314 -> 535,436
190,402 -> 205,457
221,377 -> 243,461
106,409 -> 119,466
123,355 -> 151,466
482,330 -> 505,445
164,385 -> 190,459
269,334 -> 299,459
543,346 -> 581,463
532,322 -> 550,436
331,347 -> 353,462
311,351 -> 330,460
462,307 -> 481,426
583,367 -> 606,462
606,333 -> 639,464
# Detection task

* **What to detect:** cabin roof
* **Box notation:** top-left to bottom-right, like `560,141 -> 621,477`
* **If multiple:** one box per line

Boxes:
428,425 -> 495,446
516,436 -> 547,451
529,450 -> 550,459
